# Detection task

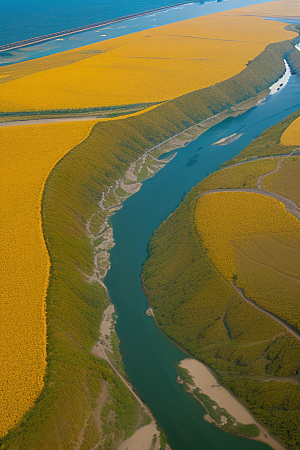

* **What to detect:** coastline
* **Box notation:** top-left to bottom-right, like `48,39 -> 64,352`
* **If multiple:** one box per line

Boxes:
179,358 -> 255,424
0,2 -> 191,53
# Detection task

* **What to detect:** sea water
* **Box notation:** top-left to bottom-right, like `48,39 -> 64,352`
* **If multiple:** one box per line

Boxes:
1,0 -> 274,65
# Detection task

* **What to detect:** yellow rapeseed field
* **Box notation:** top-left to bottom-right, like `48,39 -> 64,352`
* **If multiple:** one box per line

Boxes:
195,191 -> 300,329
0,7 -> 295,112
281,116 -> 300,145
229,0 -> 300,20
234,235 -> 300,330
195,192 -> 300,281
0,120 -> 99,437
199,157 -> 283,191
262,157 -> 300,206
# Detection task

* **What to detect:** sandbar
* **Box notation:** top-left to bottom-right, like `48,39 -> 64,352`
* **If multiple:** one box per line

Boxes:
180,358 -> 254,424
117,423 -> 160,450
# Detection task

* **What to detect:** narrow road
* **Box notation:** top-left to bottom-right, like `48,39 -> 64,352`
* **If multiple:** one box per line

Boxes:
0,104 -> 159,127
0,1 -> 188,52
231,284 -> 300,342
92,342 -> 155,420
200,188 -> 300,220
257,147 -> 299,189
199,187 -> 300,341
0,116 -> 99,127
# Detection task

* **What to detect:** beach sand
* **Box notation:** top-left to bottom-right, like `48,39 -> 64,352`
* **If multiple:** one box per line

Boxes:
180,358 -> 254,424
117,423 -> 160,450
180,358 -> 286,450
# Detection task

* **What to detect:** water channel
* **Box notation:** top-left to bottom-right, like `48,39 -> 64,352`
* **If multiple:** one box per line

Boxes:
2,0 -> 299,447
104,74 -> 300,450
0,0 -> 273,65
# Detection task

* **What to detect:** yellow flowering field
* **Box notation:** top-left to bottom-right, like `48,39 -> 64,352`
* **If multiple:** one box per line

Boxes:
229,0 -> 300,20
195,191 -> 300,329
0,120 -> 98,437
0,6 -> 295,112
262,157 -> 300,207
281,116 -> 300,145
198,157 -> 283,191
195,192 -> 300,281
0,49 -> 103,85
234,235 -> 300,330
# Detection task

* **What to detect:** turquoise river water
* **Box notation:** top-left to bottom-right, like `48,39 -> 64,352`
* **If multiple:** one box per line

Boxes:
104,74 -> 300,450
2,0 -> 299,447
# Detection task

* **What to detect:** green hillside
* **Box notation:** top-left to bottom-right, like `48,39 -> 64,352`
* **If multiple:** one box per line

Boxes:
1,38 -> 298,449
142,110 -> 300,450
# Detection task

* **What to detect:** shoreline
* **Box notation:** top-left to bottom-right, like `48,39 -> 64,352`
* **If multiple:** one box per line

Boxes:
92,303 -> 164,450
85,88 -> 271,287
179,359 -> 286,450
0,2 -> 191,53
84,79 -> 290,317
179,359 -> 255,425
93,303 -> 174,450
86,82 -> 289,449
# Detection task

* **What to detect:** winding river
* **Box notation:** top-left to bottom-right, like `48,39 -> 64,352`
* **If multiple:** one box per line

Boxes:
1,0 -> 298,447
104,74 -> 300,450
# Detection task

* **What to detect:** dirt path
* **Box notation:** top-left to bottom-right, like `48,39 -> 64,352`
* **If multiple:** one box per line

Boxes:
257,147 -> 299,189
0,85 -> 267,133
230,284 -> 300,342
92,342 -> 155,421
200,188 -> 300,220
0,106 -> 159,128
199,188 -> 300,342
0,116 -> 100,127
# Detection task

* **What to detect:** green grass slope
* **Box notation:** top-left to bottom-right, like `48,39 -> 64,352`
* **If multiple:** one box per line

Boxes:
142,111 -> 300,450
220,109 -> 300,168
0,38 -> 298,449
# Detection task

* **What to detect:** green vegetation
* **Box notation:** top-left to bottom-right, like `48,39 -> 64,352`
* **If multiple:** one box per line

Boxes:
176,365 -> 195,386
262,156 -> 300,206
114,186 -> 129,198
142,110 -> 300,449
201,157 -> 283,190
93,236 -> 104,247
0,102 -> 162,120
287,46 -> 300,75
193,389 -> 259,438
223,379 -> 300,450
109,331 -> 128,379
1,38 -> 298,449
220,109 -> 300,168
157,425 -> 167,450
